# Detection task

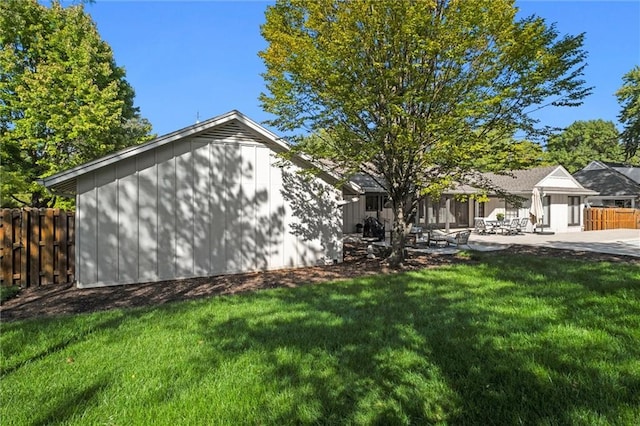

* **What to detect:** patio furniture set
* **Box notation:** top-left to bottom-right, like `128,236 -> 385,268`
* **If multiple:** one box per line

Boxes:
364,223 -> 472,258
408,226 -> 472,248
474,217 -> 529,235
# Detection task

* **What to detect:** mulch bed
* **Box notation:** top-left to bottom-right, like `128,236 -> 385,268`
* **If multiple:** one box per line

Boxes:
1,243 -> 638,322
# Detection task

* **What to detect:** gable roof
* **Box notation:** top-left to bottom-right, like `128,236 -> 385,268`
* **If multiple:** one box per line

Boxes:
574,162 -> 640,197
480,165 -> 597,195
41,110 -> 361,196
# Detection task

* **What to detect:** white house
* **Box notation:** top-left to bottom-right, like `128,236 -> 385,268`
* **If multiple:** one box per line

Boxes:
343,165 -> 598,234
42,111 -> 359,288
477,166 -> 598,233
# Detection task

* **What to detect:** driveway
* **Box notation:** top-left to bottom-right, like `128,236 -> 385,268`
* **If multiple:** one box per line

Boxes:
469,229 -> 640,258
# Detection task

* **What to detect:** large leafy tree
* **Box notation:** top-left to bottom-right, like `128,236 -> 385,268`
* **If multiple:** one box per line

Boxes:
616,66 -> 640,161
260,0 -> 590,265
0,0 -> 153,207
472,137 -> 550,172
545,119 -> 623,173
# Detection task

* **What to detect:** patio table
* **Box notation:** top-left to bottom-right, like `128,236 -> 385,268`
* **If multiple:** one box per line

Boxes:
485,220 -> 504,233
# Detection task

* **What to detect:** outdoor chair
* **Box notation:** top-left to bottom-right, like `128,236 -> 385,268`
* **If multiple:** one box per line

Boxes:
363,216 -> 385,241
428,229 -> 448,246
518,217 -> 529,234
407,226 -> 423,247
499,218 -> 520,235
446,229 -> 472,248
474,218 -> 491,234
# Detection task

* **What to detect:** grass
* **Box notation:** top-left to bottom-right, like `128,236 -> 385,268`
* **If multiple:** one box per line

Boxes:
0,286 -> 20,304
1,252 -> 640,425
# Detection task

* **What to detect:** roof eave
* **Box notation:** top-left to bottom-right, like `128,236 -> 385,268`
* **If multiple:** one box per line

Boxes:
41,110 -> 362,196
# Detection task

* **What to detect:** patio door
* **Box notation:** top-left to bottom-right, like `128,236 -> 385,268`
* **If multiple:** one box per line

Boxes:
454,200 -> 470,227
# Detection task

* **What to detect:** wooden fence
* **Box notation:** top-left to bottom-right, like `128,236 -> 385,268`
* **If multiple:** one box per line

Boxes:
584,207 -> 640,231
1,208 -> 75,288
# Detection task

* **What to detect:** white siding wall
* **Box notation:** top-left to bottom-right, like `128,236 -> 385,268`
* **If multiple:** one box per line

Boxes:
545,194 -> 584,233
75,123 -> 342,288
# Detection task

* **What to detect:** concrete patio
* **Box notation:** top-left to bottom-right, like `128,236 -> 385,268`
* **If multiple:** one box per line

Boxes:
469,228 -> 640,258
350,229 -> 640,258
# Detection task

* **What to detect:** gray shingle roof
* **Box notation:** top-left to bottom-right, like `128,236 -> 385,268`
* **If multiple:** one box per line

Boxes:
482,166 -> 559,193
610,166 -> 640,185
574,167 -> 640,197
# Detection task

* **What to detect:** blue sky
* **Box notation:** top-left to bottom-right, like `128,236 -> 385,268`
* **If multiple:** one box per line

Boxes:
81,0 -> 640,138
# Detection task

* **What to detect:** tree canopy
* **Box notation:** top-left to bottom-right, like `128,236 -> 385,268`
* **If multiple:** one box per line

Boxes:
545,119 -> 623,173
616,66 -> 640,161
0,0 -> 153,207
260,0 -> 590,264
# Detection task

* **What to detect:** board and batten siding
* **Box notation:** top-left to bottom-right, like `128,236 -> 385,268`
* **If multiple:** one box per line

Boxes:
76,122 -> 342,288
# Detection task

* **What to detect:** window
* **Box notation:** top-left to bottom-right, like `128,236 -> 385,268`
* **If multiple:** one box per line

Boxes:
366,195 -> 391,212
505,202 -> 519,220
542,196 -> 551,226
568,196 -> 580,226
477,201 -> 485,218
365,195 -> 379,212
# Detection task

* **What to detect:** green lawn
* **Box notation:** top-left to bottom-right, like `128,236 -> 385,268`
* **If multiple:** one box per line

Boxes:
2,252 -> 640,425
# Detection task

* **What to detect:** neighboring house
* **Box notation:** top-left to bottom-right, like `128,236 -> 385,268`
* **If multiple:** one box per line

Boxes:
343,165 -> 597,234
573,161 -> 640,209
42,110 -> 359,288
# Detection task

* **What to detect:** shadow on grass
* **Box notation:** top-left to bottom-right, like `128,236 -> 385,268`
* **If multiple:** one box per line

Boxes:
192,256 -> 640,424
1,312 -> 128,377
31,379 -> 109,426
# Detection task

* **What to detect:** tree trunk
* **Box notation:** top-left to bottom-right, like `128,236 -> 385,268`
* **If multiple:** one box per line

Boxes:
387,202 -> 409,267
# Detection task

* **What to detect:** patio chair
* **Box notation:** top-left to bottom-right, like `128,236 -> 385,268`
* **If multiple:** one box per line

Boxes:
474,218 -> 491,234
428,229 -> 449,246
517,217 -> 529,234
499,218 -> 520,235
407,226 -> 423,247
363,216 -> 385,241
446,229 -> 472,248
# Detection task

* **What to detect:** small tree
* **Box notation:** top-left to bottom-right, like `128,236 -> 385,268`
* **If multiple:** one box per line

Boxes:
616,66 -> 640,162
0,0 -> 153,207
260,0 -> 590,265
